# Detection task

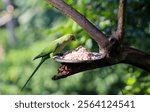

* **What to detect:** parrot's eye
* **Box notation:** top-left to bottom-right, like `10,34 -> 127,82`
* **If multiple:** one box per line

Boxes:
71,36 -> 75,41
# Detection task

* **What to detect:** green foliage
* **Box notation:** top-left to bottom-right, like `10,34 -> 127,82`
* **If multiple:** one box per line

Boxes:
0,0 -> 149,94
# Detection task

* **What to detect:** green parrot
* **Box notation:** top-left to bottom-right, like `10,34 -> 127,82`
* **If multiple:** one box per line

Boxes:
21,34 -> 76,91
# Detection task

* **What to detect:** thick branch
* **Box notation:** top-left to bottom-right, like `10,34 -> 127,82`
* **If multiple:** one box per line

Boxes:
47,0 -> 109,49
52,47 -> 150,80
115,0 -> 127,42
122,47 -> 150,72
52,57 -> 119,80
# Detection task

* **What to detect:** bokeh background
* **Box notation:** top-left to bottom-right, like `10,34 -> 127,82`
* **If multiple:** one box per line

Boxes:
0,0 -> 150,94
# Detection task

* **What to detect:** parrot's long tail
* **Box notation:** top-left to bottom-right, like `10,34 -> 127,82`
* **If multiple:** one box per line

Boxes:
21,56 -> 49,91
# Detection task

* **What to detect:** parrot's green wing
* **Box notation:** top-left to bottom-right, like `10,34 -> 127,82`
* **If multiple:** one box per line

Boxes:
34,41 -> 59,60
34,34 -> 75,60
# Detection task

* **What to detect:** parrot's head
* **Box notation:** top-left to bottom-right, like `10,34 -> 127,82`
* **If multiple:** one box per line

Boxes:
62,34 -> 76,44
68,34 -> 76,42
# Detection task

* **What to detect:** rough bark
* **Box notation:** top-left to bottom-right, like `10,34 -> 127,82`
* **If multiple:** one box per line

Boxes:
115,0 -> 126,42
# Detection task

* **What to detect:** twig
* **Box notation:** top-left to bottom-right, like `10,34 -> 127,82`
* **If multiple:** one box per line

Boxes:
47,0 -> 109,49
115,0 -> 127,42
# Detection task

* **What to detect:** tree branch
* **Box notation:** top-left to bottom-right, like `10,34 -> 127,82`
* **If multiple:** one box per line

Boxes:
52,47 -> 150,80
47,0 -> 109,49
113,0 -> 126,42
122,47 -> 150,72
46,0 -> 150,80
52,56 -> 119,80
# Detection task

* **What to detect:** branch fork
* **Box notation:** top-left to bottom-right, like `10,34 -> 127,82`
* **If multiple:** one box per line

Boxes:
47,0 -> 150,80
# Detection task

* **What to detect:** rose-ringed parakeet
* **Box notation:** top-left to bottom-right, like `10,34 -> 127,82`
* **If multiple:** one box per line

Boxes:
21,34 -> 76,91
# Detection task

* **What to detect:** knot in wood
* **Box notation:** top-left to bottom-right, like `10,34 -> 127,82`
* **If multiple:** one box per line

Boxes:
107,37 -> 121,57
